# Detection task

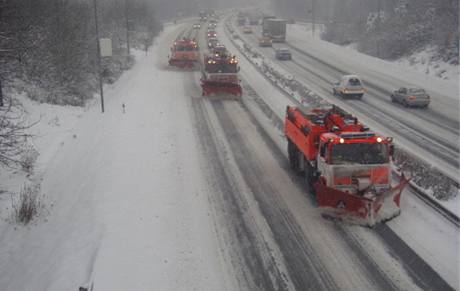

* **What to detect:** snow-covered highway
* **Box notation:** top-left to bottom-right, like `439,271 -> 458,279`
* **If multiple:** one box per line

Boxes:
0,19 -> 457,291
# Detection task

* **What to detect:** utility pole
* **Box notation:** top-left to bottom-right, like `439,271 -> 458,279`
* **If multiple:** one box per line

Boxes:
124,0 -> 130,56
0,78 -> 3,107
93,0 -> 104,113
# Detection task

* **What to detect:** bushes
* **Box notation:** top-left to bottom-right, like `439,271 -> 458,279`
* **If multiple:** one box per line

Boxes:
20,146 -> 39,175
12,184 -> 41,224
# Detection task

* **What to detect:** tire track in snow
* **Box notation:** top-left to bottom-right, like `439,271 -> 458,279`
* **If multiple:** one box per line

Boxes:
211,101 -> 340,291
185,78 -> 291,290
210,98 -> 416,291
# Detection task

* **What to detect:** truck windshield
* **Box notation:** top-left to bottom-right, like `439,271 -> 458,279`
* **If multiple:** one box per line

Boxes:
331,143 -> 388,165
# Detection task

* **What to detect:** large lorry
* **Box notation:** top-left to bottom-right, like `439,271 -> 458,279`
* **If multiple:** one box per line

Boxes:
201,49 -> 242,97
248,13 -> 260,25
265,19 -> 287,42
199,11 -> 207,22
284,105 -> 409,226
168,38 -> 199,69
237,15 -> 246,26
261,15 -> 276,36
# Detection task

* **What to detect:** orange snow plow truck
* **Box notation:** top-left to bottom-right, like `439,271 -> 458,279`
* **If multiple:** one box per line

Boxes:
285,105 -> 409,226
168,38 -> 199,69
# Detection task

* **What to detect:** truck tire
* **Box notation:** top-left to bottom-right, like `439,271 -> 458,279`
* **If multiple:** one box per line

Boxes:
288,140 -> 299,172
304,162 -> 316,195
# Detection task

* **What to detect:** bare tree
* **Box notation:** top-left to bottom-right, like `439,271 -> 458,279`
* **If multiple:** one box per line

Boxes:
0,97 -> 34,168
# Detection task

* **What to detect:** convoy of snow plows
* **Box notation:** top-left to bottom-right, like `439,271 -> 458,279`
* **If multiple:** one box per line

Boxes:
168,11 -> 411,227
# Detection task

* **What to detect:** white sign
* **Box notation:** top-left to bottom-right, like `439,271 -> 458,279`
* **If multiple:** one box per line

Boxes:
100,38 -> 112,57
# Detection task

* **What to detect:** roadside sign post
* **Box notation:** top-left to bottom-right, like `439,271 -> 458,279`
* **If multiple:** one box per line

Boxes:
93,0 -> 105,113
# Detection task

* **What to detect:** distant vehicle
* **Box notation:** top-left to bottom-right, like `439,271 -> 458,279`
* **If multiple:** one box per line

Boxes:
262,15 -> 276,36
237,16 -> 246,26
248,13 -> 260,25
207,37 -> 219,49
275,48 -> 291,60
207,30 -> 217,38
202,53 -> 241,96
242,26 -> 253,34
287,18 -> 296,24
199,11 -> 207,22
193,23 -> 201,29
333,75 -> 366,99
265,19 -> 287,42
258,36 -> 272,47
391,87 -> 430,108
232,33 -> 239,39
212,45 -> 228,57
168,38 -> 199,69
208,22 -> 217,29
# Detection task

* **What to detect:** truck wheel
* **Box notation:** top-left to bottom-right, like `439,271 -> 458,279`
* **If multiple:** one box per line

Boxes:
304,163 -> 316,195
288,140 -> 299,171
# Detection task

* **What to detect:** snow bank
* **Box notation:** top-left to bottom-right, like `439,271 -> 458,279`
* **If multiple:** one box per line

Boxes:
0,24 -> 226,291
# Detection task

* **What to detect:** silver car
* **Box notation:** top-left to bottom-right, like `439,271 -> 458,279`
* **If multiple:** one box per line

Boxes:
332,75 -> 366,99
391,87 -> 430,108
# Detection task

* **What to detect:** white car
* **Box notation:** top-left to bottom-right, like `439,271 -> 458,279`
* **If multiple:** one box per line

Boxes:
333,75 -> 366,99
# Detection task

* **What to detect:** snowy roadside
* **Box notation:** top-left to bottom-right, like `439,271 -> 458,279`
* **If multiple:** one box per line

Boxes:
0,92 -> 85,223
0,47 -> 148,224
0,23 -> 227,291
288,23 -> 459,84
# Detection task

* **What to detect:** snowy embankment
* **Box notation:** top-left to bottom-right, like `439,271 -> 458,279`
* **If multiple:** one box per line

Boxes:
0,24 -> 226,291
289,23 -> 459,83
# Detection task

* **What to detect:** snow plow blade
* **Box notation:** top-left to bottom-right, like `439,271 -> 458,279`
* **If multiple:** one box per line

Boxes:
314,176 -> 410,227
168,59 -> 199,69
201,81 -> 242,97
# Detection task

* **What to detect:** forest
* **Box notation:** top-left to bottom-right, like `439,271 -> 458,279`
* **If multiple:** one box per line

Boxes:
274,0 -> 459,62
0,0 -> 162,106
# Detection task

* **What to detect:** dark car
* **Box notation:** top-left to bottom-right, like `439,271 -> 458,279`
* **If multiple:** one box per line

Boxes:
207,37 -> 219,49
275,48 -> 291,60
391,87 -> 430,108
